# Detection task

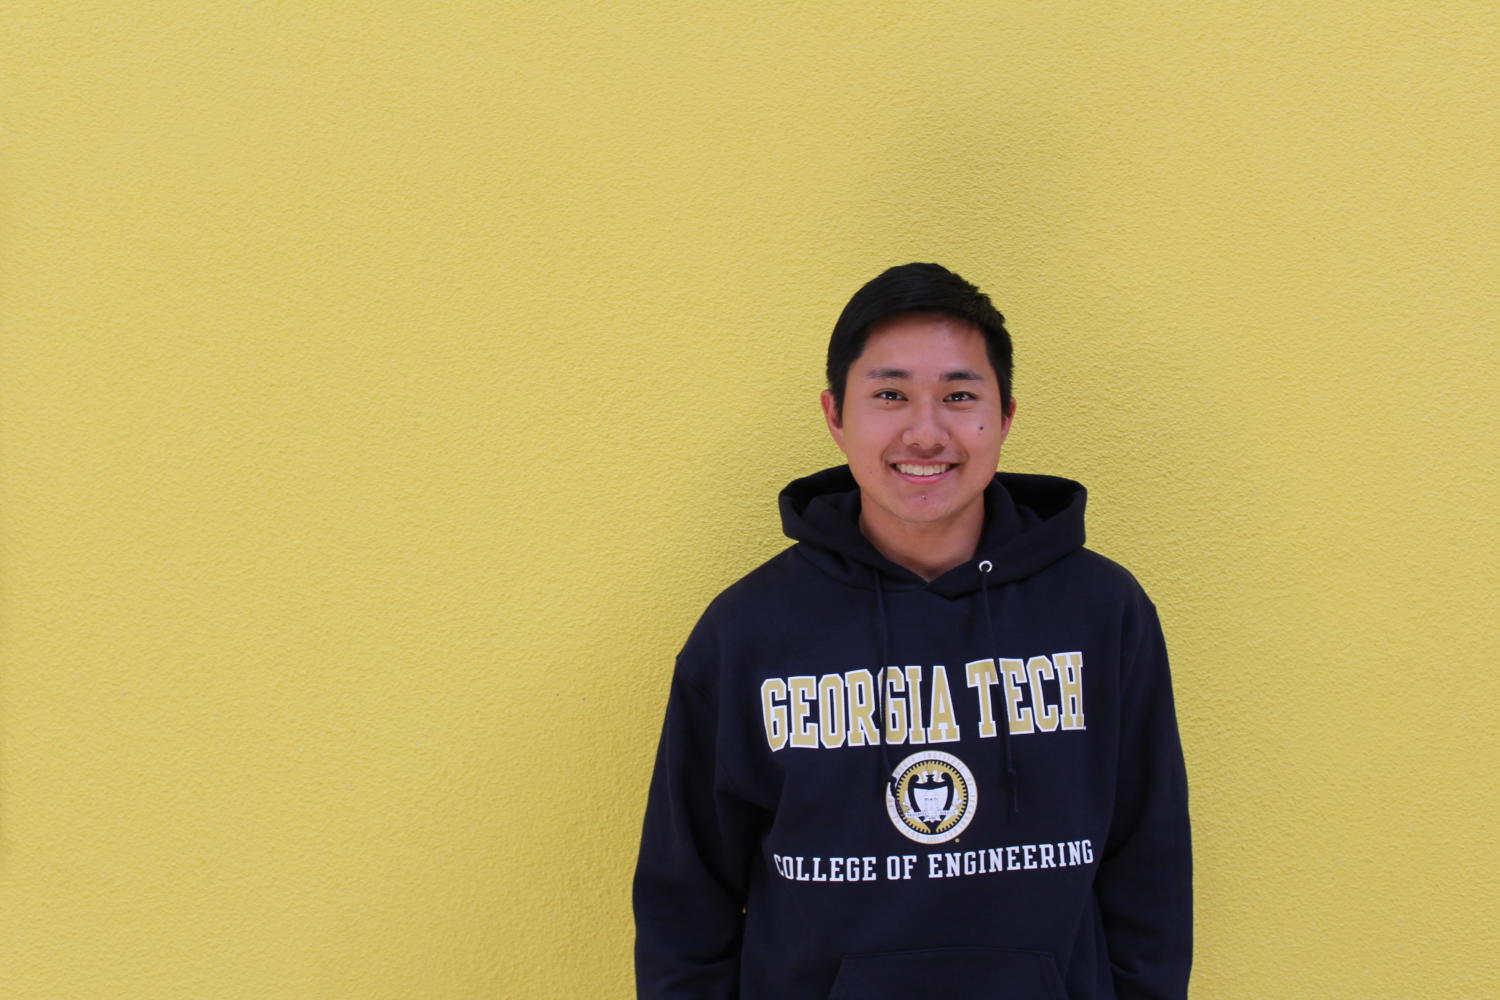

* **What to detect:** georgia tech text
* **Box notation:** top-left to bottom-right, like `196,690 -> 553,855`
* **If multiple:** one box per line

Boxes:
760,654 -> 1085,752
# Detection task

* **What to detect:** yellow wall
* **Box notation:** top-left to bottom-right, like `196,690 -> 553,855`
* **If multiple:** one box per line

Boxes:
2,4 -> 1495,997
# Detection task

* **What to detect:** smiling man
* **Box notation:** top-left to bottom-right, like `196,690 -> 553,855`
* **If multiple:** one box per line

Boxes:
820,311 -> 1013,582
634,263 -> 1192,1000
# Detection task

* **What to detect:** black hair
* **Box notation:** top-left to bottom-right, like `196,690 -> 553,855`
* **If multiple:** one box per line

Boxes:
825,262 -> 1013,417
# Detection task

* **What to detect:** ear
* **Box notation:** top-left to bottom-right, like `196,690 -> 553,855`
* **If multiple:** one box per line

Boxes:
820,389 -> 847,453
996,397 -> 1017,447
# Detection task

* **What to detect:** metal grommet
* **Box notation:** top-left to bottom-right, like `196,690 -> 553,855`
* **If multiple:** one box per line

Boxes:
978,560 -> 993,573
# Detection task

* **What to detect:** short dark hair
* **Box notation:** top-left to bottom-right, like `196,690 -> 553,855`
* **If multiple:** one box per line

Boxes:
825,262 -> 1013,417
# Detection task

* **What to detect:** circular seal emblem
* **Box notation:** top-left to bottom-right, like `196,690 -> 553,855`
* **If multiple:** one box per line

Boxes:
885,750 -> 977,845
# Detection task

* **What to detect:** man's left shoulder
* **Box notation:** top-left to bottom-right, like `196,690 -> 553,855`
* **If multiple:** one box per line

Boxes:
1054,546 -> 1156,607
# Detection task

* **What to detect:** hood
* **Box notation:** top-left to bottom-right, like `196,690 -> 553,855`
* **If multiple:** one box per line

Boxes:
778,465 -> 1086,597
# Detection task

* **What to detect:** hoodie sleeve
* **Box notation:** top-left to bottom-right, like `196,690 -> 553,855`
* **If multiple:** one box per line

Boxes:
633,657 -> 761,1000
1096,596 -> 1193,999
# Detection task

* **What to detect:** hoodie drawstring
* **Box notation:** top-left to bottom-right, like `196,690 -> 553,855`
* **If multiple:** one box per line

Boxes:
873,571 -> 898,798
977,559 -> 1019,816
876,562 -> 1019,818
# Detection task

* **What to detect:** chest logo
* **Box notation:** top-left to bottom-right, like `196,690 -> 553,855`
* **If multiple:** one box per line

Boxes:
885,751 -> 977,844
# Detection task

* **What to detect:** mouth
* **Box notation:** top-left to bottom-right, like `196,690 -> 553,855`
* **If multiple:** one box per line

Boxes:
892,462 -> 957,482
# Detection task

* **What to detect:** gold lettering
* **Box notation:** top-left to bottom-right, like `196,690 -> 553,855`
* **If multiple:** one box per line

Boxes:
817,673 -> 846,748
1056,652 -> 1086,730
1027,655 -> 1060,732
905,665 -> 927,744
927,665 -> 961,742
965,658 -> 1000,738
788,676 -> 817,748
845,669 -> 878,747
882,667 -> 907,745
760,678 -> 788,751
1000,658 -> 1034,734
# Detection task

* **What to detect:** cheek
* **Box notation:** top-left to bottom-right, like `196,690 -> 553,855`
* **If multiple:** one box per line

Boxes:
967,417 -> 1007,452
844,417 -> 897,454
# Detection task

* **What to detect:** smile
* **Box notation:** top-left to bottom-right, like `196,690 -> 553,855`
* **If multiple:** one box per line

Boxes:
893,463 -> 956,479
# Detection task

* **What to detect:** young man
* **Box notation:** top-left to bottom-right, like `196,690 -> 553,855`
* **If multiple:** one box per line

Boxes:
634,263 -> 1191,999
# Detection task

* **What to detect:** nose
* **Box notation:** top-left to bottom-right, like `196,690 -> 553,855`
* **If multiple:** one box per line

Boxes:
901,399 -> 949,452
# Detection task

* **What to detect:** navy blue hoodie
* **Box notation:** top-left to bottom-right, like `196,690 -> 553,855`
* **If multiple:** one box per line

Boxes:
634,467 -> 1191,999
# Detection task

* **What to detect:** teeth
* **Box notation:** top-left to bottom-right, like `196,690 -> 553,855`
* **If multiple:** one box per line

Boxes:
896,463 -> 950,476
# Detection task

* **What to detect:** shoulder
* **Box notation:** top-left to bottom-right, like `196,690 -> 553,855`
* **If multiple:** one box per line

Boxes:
1067,548 -> 1169,662
673,544 -> 836,684
1032,544 -> 1149,598
1046,547 -> 1162,640
689,545 -> 811,642
1066,547 -> 1151,596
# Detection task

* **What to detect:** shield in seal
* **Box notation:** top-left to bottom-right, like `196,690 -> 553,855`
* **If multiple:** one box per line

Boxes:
885,750 -> 977,844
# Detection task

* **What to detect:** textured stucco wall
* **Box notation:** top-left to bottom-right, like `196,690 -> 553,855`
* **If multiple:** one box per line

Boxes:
2,3 -> 1496,997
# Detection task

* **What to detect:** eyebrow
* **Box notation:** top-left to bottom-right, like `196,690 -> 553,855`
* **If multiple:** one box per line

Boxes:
863,367 -> 986,382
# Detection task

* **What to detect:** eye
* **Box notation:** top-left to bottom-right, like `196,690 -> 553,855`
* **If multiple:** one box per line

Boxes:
945,391 -> 978,402
874,389 -> 905,401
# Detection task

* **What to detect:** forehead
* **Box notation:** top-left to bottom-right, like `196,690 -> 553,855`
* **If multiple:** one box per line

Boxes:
856,313 -> 995,379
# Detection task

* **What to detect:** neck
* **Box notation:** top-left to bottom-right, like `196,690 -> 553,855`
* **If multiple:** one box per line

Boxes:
858,504 -> 984,582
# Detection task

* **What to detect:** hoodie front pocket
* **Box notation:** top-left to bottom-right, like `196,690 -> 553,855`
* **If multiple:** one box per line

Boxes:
827,946 -> 1067,1000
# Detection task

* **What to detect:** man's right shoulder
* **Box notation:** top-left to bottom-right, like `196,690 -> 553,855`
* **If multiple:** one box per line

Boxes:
678,539 -> 846,665
696,544 -> 806,631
